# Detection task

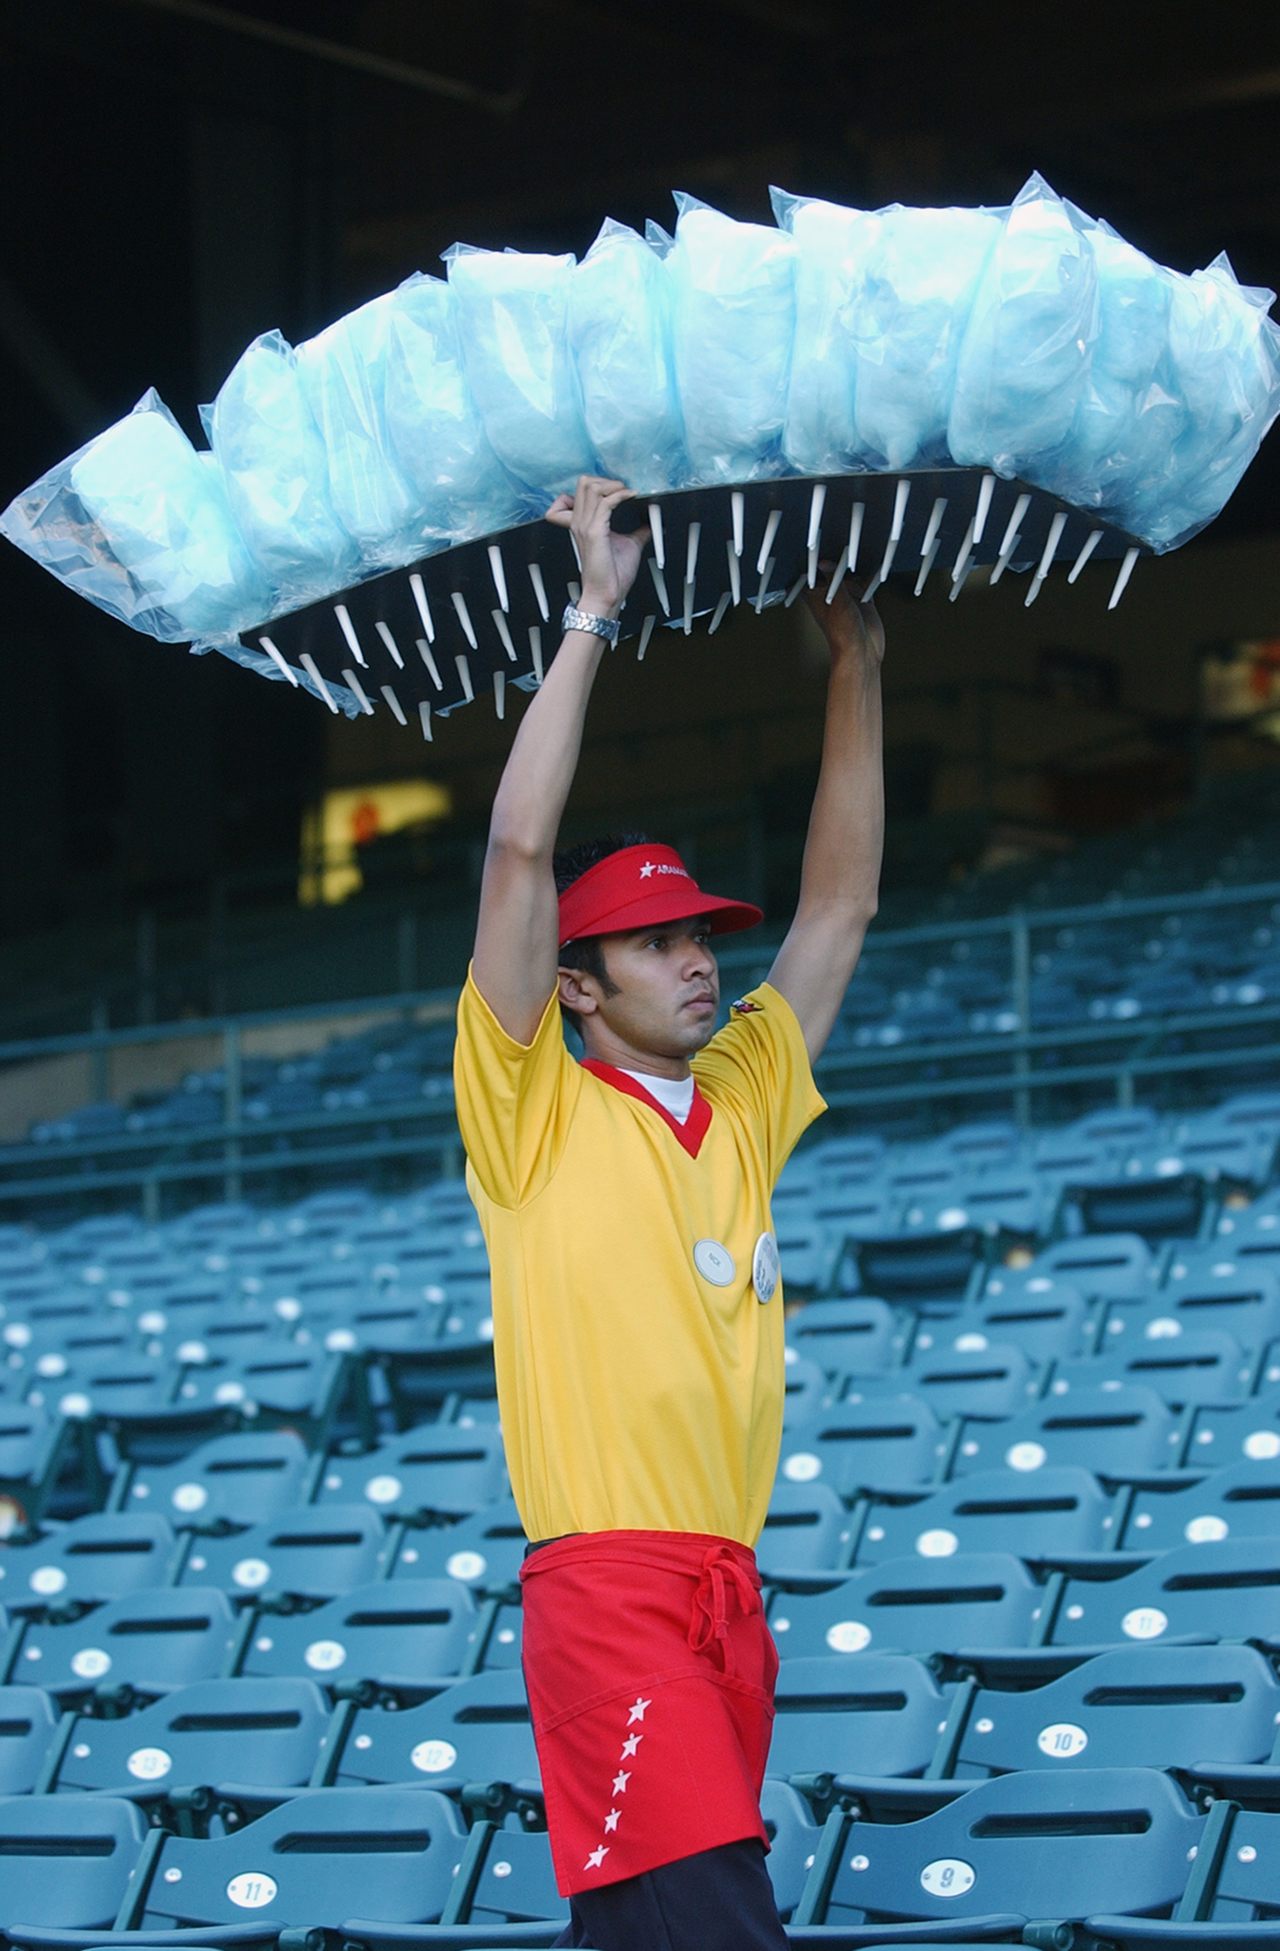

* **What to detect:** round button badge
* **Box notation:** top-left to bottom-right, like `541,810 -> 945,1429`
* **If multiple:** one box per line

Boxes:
752,1231 -> 780,1304
693,1239 -> 736,1287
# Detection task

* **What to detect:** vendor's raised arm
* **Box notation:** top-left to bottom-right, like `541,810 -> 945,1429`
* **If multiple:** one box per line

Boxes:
471,476 -> 650,1043
766,579 -> 886,1064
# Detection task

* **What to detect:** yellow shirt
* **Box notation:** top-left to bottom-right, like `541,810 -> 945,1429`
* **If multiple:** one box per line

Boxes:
453,971 -> 826,1545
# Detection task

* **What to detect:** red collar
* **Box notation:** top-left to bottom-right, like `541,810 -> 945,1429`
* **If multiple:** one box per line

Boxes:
581,1060 -> 713,1159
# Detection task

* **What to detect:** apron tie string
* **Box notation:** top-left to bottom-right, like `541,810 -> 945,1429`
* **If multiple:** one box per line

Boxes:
688,1543 -> 761,1678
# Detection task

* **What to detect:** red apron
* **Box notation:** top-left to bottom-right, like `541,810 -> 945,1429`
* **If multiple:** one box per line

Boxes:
519,1529 -> 778,1896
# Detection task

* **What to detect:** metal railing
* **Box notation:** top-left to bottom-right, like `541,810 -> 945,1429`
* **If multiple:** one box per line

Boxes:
2,877 -> 1278,1218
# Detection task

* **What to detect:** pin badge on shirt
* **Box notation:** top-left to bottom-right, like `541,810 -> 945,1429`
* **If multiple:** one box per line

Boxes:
752,1231 -> 780,1304
693,1238 -> 736,1287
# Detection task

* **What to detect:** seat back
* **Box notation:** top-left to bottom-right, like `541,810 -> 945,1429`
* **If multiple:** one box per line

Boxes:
119,1430 -> 313,1528
788,1299 -> 897,1377
856,1466 -> 1111,1566
334,1666 -> 538,1791
1049,1330 -> 1250,1408
391,1496 -> 525,1591
1052,1537 -> 1280,1648
138,1786 -> 468,1930
761,1778 -> 823,1918
53,1677 -> 330,1794
0,1512 -> 177,1614
178,1504 -> 386,1600
953,1384 -> 1176,1477
18,1586 -> 239,1697
769,1552 -> 1040,1659
953,1643 -> 1280,1775
821,1766 -> 1200,1926
0,1792 -> 148,1928
1122,1458 -> 1280,1551
779,1397 -> 943,1498
316,1425 -> 507,1518
0,1684 -> 58,1793
240,1578 -> 475,1687
767,1654 -> 946,1780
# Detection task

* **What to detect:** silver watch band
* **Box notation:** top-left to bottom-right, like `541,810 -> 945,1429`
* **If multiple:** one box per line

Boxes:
562,603 -> 620,647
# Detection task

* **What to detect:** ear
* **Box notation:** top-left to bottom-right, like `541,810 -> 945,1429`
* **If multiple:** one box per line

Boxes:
557,965 -> 600,1020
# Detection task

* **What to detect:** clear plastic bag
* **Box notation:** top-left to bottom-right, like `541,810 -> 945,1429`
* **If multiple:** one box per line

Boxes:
772,188 -> 878,475
0,389 -> 270,642
204,330 -> 359,613
851,204 -> 1002,469
445,244 -> 596,495
667,194 -> 796,483
567,219 -> 688,494
949,173 -> 1099,478
1038,223 -> 1183,520
1116,255 -> 1280,550
295,295 -> 428,573
381,272 -> 524,543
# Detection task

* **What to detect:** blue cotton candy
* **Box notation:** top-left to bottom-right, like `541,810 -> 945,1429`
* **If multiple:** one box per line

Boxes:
206,330 -> 359,612
295,296 -> 427,573
567,219 -> 687,494
1041,226 -> 1183,518
1115,256 -> 1280,550
949,174 -> 1099,479
667,195 -> 796,484
773,189 -> 877,475
0,390 -> 270,643
381,273 -> 524,544
852,205 -> 1001,470
445,246 -> 596,496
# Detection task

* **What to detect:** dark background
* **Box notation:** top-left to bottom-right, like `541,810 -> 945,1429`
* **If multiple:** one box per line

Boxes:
2,0 -> 1279,944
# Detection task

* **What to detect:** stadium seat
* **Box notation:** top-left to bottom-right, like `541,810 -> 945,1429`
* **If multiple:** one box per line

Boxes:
0,1512 -> 178,1615
1058,1165 -> 1211,1242
1027,1233 -> 1157,1302
782,1355 -> 831,1426
767,1551 -> 1043,1659
175,1504 -> 388,1601
833,1223 -> 985,1309
792,1764 -> 1203,1933
759,1778 -> 825,1920
1049,1537 -> 1280,1650
765,1653 -> 949,1788
0,1685 -> 59,1793
914,1280 -> 1089,1364
951,1383 -> 1179,1478
787,1297 -> 898,1376
238,1578 -> 477,1689
1144,1251 -> 1280,1349
0,1792 -> 150,1934
1120,1457 -> 1280,1551
110,1430 -> 315,1528
1045,1329 -> 1253,1408
868,1341 -> 1037,1421
45,1676 -> 330,1801
389,1496 -> 525,1592
11,1587 -> 240,1699
116,1786 -> 472,1935
758,1480 -> 854,1577
173,1346 -> 363,1448
0,1405 -> 78,1529
778,1397 -> 947,1497
1182,1388 -> 1280,1469
316,1425 -> 508,1520
853,1465 -> 1116,1567
323,1665 -> 540,1797
936,1642 -> 1280,1778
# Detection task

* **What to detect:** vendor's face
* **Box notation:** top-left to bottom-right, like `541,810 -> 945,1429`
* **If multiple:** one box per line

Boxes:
562,917 -> 720,1067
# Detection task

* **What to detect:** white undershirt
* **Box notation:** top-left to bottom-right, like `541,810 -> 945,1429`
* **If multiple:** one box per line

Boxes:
618,1067 -> 696,1124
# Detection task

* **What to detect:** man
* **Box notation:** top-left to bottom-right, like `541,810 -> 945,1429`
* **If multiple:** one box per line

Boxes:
453,474 -> 884,1950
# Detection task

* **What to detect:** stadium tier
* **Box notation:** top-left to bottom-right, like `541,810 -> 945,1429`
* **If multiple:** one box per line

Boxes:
2,1073 -> 1280,1945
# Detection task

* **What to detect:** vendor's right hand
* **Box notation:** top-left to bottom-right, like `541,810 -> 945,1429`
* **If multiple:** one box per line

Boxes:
545,474 -> 651,619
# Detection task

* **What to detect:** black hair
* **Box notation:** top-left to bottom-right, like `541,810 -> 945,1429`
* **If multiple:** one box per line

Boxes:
553,831 -> 653,1037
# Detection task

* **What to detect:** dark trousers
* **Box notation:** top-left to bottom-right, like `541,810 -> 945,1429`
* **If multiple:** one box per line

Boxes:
554,1837 -> 788,1951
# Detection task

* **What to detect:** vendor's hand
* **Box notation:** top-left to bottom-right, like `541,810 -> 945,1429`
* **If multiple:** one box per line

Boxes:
545,475 -> 650,618
804,569 -> 885,667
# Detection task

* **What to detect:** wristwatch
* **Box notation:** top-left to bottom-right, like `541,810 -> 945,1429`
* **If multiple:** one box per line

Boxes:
562,604 -> 620,647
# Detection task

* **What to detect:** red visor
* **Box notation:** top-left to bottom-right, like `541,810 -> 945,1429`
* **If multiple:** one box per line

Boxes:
557,843 -> 763,948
